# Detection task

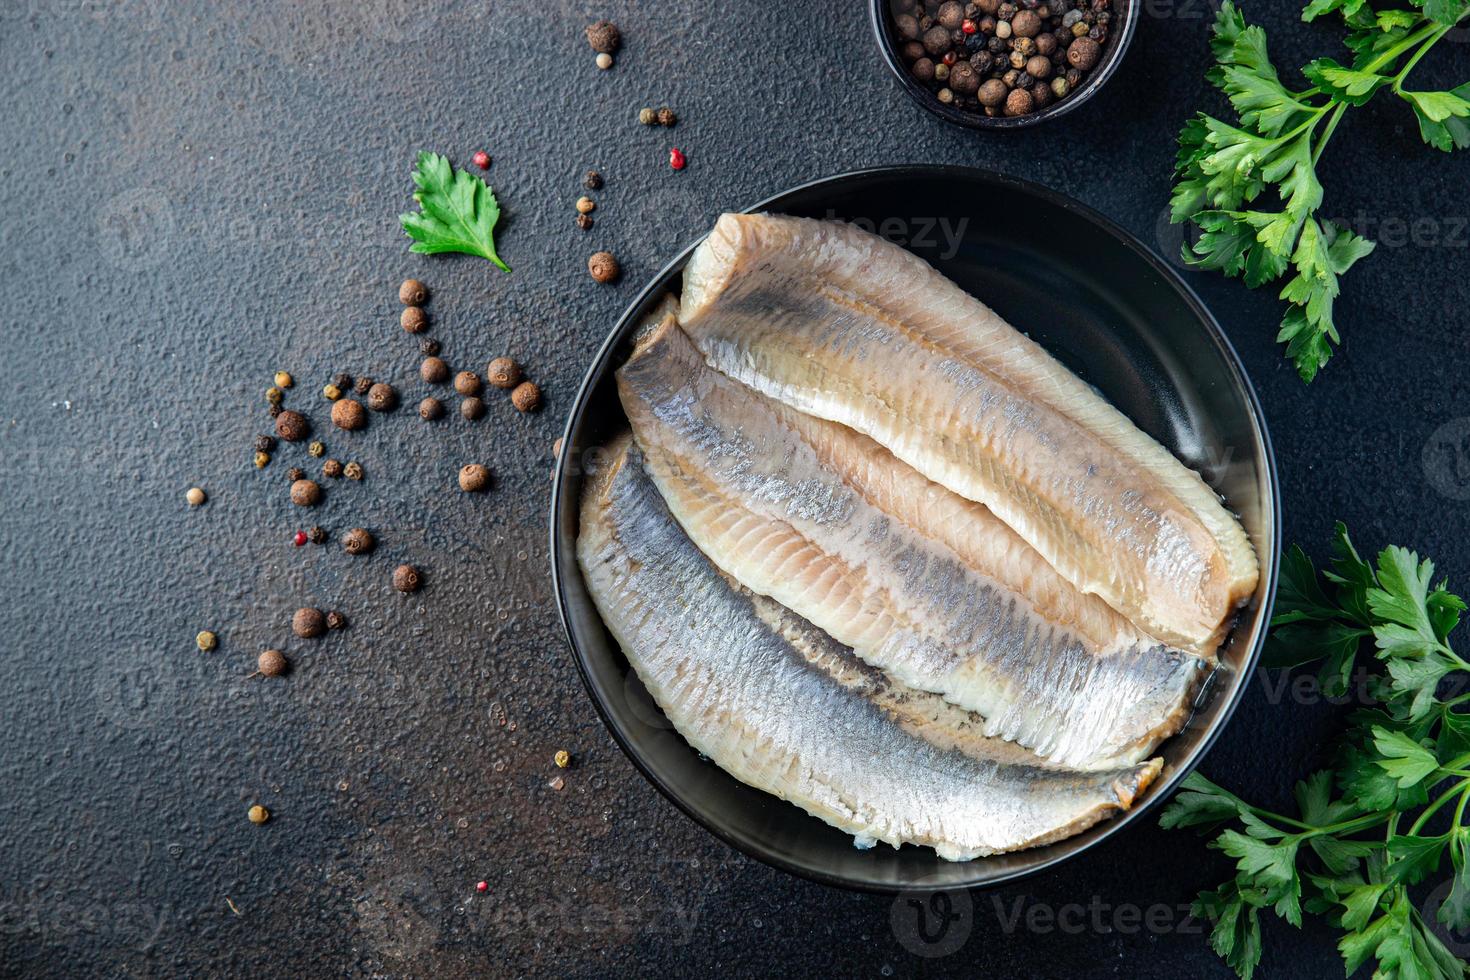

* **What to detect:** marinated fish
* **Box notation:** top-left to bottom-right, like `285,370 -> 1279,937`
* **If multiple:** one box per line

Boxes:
619,317 -> 1206,769
677,212 -> 1259,654
577,433 -> 1164,859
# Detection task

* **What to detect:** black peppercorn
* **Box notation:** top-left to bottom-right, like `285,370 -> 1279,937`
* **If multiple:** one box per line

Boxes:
576,213 -> 594,231
419,337 -> 440,356
332,373 -> 352,391
656,107 -> 676,127
308,525 -> 328,544
325,610 -> 346,630
354,376 -> 373,395
323,459 -> 343,479
584,169 -> 603,190
287,466 -> 305,482
254,435 -> 276,453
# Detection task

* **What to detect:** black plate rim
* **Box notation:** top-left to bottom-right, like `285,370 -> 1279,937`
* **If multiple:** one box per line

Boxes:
549,164 -> 1282,895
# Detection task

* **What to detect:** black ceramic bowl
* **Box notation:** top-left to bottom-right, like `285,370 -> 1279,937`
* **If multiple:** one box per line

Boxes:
870,0 -> 1137,129
551,166 -> 1279,893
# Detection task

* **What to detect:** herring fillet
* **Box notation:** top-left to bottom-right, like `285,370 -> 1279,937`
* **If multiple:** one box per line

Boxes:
576,434 -> 1163,859
677,212 -> 1260,654
618,318 -> 1205,769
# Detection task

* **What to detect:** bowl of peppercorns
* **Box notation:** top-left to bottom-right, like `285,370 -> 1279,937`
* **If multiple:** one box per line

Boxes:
872,0 -> 1133,128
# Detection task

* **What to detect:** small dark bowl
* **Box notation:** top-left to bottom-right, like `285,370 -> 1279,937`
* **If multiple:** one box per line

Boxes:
870,0 -> 1137,129
551,167 -> 1279,893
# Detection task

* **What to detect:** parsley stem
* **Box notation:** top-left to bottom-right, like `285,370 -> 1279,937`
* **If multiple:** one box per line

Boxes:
1311,103 -> 1347,167
1409,779 -> 1470,835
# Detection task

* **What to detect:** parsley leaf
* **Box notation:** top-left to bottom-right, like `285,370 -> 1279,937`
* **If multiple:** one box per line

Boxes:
399,151 -> 511,273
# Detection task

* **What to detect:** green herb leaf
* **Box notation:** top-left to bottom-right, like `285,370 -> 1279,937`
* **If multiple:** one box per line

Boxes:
399,151 -> 511,273
1194,881 -> 1265,980
1303,57 -> 1393,105
1404,83 -> 1470,152
1426,0 -> 1470,28
1373,727 -> 1442,788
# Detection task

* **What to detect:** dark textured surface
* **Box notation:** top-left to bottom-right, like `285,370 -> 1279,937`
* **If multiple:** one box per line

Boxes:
1,1 -> 1467,977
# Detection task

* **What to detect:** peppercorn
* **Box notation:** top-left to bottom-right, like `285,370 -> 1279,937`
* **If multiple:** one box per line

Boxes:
588,251 -> 620,284
595,52 -> 613,69
554,749 -> 571,768
256,650 -> 287,678
290,479 -> 322,506
1071,19 -> 1089,37
419,397 -> 444,421
1012,9 -> 1042,36
323,459 -> 343,479
942,50 -> 957,67
331,398 -> 367,431
585,19 -> 620,53
254,451 -> 271,469
950,60 -> 980,94
420,357 -> 449,384
937,0 -> 964,28
1036,32 -> 1057,55
287,466 -> 306,482
461,396 -> 485,420
196,630 -> 217,651
977,78 -> 1009,107
343,527 -> 374,555
401,306 -> 428,333
1031,80 -> 1054,108
1051,75 -> 1071,98
453,371 -> 482,396
268,405 -> 282,419
487,357 -> 521,390
922,24 -> 951,55
343,462 -> 363,481
308,525 -> 328,544
472,150 -> 491,170
903,40 -> 926,60
576,214 -> 594,231
1027,54 -> 1052,79
938,87 -> 955,103
266,386 -> 284,406
399,279 -> 428,306
935,61 -> 951,81
322,383 -> 342,401
459,463 -> 491,493
292,607 -> 326,639
308,441 -> 325,458
584,169 -> 603,190
392,564 -> 422,593
275,410 -> 308,442
1012,35 -> 1036,56
293,530 -> 308,547
638,107 -> 656,125
326,611 -> 346,630
255,435 -> 277,454
419,338 -> 440,356
354,376 -> 373,395
1009,50 -> 1026,69
248,803 -> 272,823
896,12 -> 920,38
912,57 -> 936,83
656,106 -> 676,127
186,486 -> 206,507
1005,86 -> 1035,115
511,381 -> 541,413
367,382 -> 398,412
1066,36 -> 1100,69
668,147 -> 687,170
576,196 -> 596,215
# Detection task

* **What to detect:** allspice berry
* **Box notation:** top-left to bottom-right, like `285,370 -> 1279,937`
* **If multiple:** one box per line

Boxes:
331,398 -> 367,431
399,278 -> 428,305
401,306 -> 428,333
325,611 -> 347,630
461,396 -> 485,420
257,650 -> 287,678
248,803 -> 271,823
510,381 -> 541,413
585,19 -> 620,53
459,464 -> 491,492
937,0 -> 964,29
1067,37 -> 1101,71
419,397 -> 445,421
487,357 -> 521,390
290,479 -> 322,506
588,251 -> 620,284
343,527 -> 375,555
392,564 -> 422,593
274,410 -> 309,442
949,60 -> 980,95
453,371 -> 482,396
1026,55 -> 1053,80
978,78 -> 1009,107
1012,9 -> 1043,37
1005,87 -> 1036,116
922,25 -> 950,56
292,607 -> 327,639
367,382 -> 398,412
186,487 -> 206,507
420,357 -> 449,384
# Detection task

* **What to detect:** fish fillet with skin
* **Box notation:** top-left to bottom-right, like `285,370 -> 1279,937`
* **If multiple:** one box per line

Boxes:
619,317 -> 1206,768
677,212 -> 1259,654
576,434 -> 1163,859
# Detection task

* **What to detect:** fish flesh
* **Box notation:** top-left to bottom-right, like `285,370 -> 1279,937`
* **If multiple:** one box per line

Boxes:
677,213 -> 1259,654
618,316 -> 1205,769
577,433 -> 1163,859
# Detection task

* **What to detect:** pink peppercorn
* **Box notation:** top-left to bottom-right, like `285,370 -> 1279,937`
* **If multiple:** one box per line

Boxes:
476,881 -> 488,893
293,530 -> 308,547
669,147 -> 686,170
472,150 -> 490,169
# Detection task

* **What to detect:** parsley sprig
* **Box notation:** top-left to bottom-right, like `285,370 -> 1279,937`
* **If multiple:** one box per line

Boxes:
1163,524 -> 1470,978
1173,1 -> 1470,382
399,151 -> 511,272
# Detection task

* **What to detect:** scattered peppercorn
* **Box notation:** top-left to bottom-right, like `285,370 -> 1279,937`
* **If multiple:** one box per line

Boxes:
256,650 -> 287,678
254,435 -> 276,453
266,386 -> 284,406
401,306 -> 428,333
287,466 -> 306,483
331,398 -> 367,431
248,803 -> 271,823
343,527 -> 374,555
308,441 -> 325,458
354,376 -> 373,395
268,405 -> 283,419
420,357 -> 449,384
419,397 -> 445,421
290,479 -> 322,507
453,371 -> 482,396
343,462 -> 363,481
461,397 -> 485,420
638,107 -> 656,125
511,381 -> 541,413
576,196 -> 596,214
656,106 -> 676,127
549,776 -> 566,791
576,214 -> 594,231
472,150 -> 490,170
459,464 -> 491,493
322,383 -> 342,401
323,459 -> 343,479
588,251 -> 620,283
293,530 -> 308,547
254,451 -> 271,469
326,610 -> 347,630
586,19 -> 620,53
392,564 -> 422,593
308,525 -> 328,544
595,52 -> 613,69
419,337 -> 440,356
399,279 -> 428,306
367,382 -> 398,412
196,630 -> 217,652
584,170 -> 603,190
275,410 -> 308,442
554,749 -> 571,768
668,147 -> 686,170
476,880 -> 489,894
487,357 -> 521,389
292,607 -> 326,639
186,487 -> 206,507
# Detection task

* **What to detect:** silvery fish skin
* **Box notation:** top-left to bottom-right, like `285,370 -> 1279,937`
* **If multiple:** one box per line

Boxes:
618,318 -> 1205,769
678,213 -> 1259,655
576,434 -> 1163,859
